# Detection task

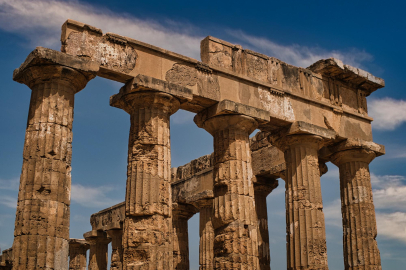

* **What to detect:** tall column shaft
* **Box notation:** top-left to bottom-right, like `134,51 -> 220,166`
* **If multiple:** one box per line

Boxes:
332,149 -> 381,270
115,92 -> 179,270
280,135 -> 328,270
86,232 -> 111,270
107,229 -> 124,270
254,178 -> 277,270
69,239 -> 90,270
199,204 -> 214,270
12,48 -> 97,270
172,203 -> 196,270
201,115 -> 259,269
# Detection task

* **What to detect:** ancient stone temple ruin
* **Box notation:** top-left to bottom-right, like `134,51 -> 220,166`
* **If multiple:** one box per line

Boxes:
1,19 -> 386,270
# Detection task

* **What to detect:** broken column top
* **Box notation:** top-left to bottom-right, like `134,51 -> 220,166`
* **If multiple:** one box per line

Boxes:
308,58 -> 385,95
13,46 -> 100,90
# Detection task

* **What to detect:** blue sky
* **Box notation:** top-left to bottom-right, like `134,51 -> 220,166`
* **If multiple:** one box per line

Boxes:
1,0 -> 406,269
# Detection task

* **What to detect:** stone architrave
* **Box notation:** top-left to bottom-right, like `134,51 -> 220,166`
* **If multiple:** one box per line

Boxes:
330,140 -> 384,270
269,123 -> 335,270
84,231 -> 111,270
11,47 -> 98,270
106,229 -> 124,270
198,200 -> 214,270
254,177 -> 278,270
69,239 -> 90,270
110,76 -> 192,270
172,203 -> 197,270
196,113 -> 260,269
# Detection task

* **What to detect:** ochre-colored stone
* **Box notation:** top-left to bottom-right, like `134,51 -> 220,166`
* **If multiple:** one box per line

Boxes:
331,148 -> 382,270
69,239 -> 90,270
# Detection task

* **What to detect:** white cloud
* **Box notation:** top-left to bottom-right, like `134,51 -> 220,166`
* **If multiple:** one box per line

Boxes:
372,174 -> 406,212
0,0 -> 375,69
71,184 -> 121,208
369,98 -> 406,131
0,195 -> 17,209
324,199 -> 342,227
227,30 -> 373,68
377,212 -> 406,243
0,178 -> 19,191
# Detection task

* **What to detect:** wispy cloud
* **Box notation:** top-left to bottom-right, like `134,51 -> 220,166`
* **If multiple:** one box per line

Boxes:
0,0 -> 375,69
377,212 -> 406,243
0,178 -> 19,191
372,174 -> 406,212
71,184 -> 121,208
369,98 -> 406,131
0,195 -> 17,209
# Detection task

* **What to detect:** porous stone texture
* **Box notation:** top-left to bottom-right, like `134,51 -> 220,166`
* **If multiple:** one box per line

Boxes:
11,47 -> 98,270
331,149 -> 382,270
107,229 -> 124,270
111,91 -> 180,270
254,177 -> 278,270
85,231 -> 111,270
69,239 -> 90,270
172,203 -> 197,270
0,248 -> 13,270
199,202 -> 214,270
271,135 -> 329,270
197,114 -> 260,269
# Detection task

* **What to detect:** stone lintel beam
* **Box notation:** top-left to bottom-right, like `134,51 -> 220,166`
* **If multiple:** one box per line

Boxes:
90,202 -> 125,231
308,58 -> 385,95
194,99 -> 270,129
110,74 -> 193,110
13,47 -> 99,90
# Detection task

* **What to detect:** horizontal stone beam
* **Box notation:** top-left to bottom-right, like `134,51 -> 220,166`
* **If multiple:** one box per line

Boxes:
61,19 -> 384,141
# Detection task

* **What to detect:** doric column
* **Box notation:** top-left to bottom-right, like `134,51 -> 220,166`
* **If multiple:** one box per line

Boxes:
269,128 -> 333,270
69,239 -> 90,270
85,231 -> 111,270
11,47 -> 98,270
111,76 -> 193,270
172,203 -> 197,270
199,200 -> 214,270
196,113 -> 259,269
254,177 -> 278,270
106,229 -> 123,270
330,141 -> 384,270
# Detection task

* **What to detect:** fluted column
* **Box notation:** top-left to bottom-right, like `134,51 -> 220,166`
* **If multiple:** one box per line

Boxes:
254,177 -> 278,270
107,229 -> 124,270
272,134 -> 329,270
11,47 -> 98,270
198,114 -> 259,269
331,148 -> 381,270
85,231 -> 111,270
172,203 -> 197,270
199,201 -> 214,270
69,239 -> 90,270
111,91 -> 180,270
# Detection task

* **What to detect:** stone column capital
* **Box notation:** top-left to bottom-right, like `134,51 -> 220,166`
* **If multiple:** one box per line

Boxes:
253,176 -> 278,196
69,239 -> 90,250
268,121 -> 336,152
327,139 -> 385,166
13,47 -> 99,90
172,203 -> 198,220
84,230 -> 111,245
199,114 -> 258,136
331,148 -> 376,166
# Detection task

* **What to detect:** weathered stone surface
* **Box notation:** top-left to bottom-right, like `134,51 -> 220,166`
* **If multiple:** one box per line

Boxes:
254,177 -> 278,270
106,229 -> 124,270
61,19 -> 382,141
0,248 -> 12,270
172,203 -> 197,270
69,239 -> 90,270
271,134 -> 330,270
84,231 -> 111,270
112,90 -> 180,270
11,48 -> 98,270
197,113 -> 260,269
330,142 -> 382,270
199,203 -> 214,270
